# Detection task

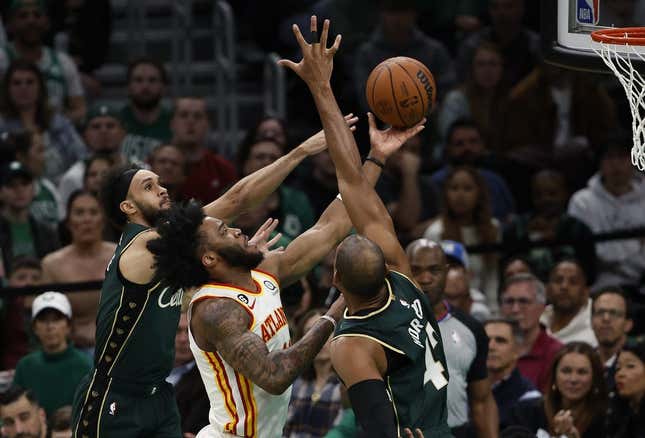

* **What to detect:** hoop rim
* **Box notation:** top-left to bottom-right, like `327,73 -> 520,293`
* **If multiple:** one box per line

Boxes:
591,27 -> 645,45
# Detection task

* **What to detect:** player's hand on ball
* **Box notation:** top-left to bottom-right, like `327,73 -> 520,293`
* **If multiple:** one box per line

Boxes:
367,112 -> 426,161
278,15 -> 341,88
300,114 -> 358,156
248,218 -> 284,255
403,428 -> 424,438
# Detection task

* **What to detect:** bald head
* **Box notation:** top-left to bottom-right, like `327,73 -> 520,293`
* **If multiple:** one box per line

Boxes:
406,239 -> 448,305
335,235 -> 386,298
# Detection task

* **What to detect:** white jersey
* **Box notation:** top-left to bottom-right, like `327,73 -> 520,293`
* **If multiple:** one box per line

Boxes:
188,270 -> 292,438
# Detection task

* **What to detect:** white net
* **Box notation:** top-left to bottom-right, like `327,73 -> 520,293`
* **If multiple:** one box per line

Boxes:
593,40 -> 645,171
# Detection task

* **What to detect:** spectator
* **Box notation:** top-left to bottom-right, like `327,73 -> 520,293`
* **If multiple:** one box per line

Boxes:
568,141 -> 645,295
283,309 -> 343,438
120,58 -> 173,161
2,256 -> 41,370
424,166 -> 501,306
429,119 -> 515,223
170,97 -> 237,203
353,0 -> 456,114
170,313 -> 209,436
10,130 -> 61,228
439,42 -> 508,150
606,341 -> 645,438
242,114 -> 289,149
484,318 -> 541,428
57,104 -> 127,209
148,144 -> 186,202
0,161 -> 59,273
500,255 -> 533,281
0,59 -> 85,183
0,0 -> 86,124
0,385 -> 47,438
591,287 -> 633,392
443,259 -> 492,322
13,291 -> 91,416
406,239 -> 498,438
456,0 -> 540,89
49,405 -> 73,438
542,259 -> 598,347
503,169 -> 596,282
500,273 -> 563,391
40,190 -> 116,352
293,149 -> 337,218
82,153 -> 113,197
506,342 -> 607,438
417,0 -> 484,52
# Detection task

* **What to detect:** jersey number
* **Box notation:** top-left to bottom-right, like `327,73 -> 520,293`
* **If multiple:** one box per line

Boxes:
423,323 -> 448,390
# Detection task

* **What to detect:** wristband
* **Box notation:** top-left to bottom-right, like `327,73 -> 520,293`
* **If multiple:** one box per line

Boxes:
320,315 -> 337,331
365,155 -> 385,169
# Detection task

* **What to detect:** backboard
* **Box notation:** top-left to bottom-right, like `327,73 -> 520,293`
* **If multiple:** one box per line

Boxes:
541,0 -> 645,72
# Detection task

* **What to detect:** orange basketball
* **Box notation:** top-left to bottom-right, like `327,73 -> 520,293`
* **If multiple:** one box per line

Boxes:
365,56 -> 436,128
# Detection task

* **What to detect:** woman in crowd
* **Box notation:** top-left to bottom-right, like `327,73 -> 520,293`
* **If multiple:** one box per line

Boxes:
439,41 -> 507,150
507,342 -> 607,438
423,166 -> 500,306
283,309 -> 342,438
606,341 -> 645,438
0,59 -> 85,184
82,153 -> 113,196
41,190 -> 116,354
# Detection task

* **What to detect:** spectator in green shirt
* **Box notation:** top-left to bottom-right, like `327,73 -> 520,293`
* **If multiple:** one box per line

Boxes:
12,291 -> 92,417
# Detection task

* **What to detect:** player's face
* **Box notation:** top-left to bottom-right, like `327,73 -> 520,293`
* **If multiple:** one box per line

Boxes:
10,6 -> 47,45
555,352 -> 593,404
409,247 -> 448,306
8,70 -> 40,110
171,99 -> 209,147
8,267 -> 41,287
615,351 -> 645,400
445,170 -> 479,217
500,281 -> 544,332
485,322 -> 517,373
126,170 -> 171,225
547,262 -> 588,314
200,217 -> 263,270
472,47 -> 503,90
243,141 -> 283,176
150,146 -> 186,188
128,64 -> 165,110
592,293 -> 631,348
32,309 -> 70,354
0,394 -> 45,438
83,116 -> 126,154
67,194 -> 104,245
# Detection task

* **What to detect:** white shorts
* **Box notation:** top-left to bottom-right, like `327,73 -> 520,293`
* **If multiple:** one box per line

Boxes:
196,424 -> 236,438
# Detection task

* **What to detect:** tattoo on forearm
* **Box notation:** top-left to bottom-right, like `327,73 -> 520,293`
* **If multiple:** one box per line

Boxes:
198,298 -> 333,394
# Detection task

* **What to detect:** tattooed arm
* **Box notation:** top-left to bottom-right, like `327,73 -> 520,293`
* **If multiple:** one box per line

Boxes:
191,296 -> 343,395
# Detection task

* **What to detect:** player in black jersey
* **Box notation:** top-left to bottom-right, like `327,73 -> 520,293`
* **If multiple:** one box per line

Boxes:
280,15 -> 452,438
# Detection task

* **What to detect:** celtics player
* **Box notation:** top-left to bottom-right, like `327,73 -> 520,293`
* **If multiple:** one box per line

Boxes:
71,134 -> 334,437
280,16 -> 453,437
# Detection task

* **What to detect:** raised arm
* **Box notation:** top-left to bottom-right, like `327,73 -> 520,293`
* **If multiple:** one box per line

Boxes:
191,296 -> 343,395
279,17 -> 425,277
203,117 -> 354,223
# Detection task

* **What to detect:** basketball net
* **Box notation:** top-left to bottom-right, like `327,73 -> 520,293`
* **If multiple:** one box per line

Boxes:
592,30 -> 645,171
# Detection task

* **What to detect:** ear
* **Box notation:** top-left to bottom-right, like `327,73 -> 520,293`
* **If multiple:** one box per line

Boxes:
201,250 -> 218,269
119,199 -> 137,217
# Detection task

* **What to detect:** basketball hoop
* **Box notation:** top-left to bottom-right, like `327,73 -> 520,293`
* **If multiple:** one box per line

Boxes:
591,27 -> 645,171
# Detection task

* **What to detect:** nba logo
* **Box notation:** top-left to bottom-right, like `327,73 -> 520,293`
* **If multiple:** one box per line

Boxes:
576,0 -> 600,25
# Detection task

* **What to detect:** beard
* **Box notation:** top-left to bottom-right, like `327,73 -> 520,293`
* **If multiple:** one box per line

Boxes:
217,245 -> 264,270
131,93 -> 162,111
134,200 -> 163,226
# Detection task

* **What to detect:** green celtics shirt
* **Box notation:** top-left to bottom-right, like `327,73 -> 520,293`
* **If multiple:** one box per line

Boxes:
334,271 -> 452,437
120,105 -> 173,163
93,223 -> 182,384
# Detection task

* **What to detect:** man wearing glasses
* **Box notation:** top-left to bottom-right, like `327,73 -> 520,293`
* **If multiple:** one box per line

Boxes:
591,287 -> 633,392
499,273 -> 563,392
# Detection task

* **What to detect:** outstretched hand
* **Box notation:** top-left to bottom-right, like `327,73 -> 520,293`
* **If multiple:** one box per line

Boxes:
248,218 -> 284,255
277,15 -> 342,89
367,112 -> 426,161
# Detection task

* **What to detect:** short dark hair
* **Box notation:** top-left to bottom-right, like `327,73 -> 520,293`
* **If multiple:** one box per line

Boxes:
50,405 -> 72,431
592,286 -> 632,319
147,200 -> 211,290
9,256 -> 41,274
549,257 -> 588,285
484,317 -> 525,345
446,117 -> 482,146
0,386 -> 38,408
335,235 -> 387,298
99,164 -> 142,229
126,57 -> 168,85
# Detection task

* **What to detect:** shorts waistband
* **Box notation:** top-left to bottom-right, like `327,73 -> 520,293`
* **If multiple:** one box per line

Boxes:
93,372 -> 169,397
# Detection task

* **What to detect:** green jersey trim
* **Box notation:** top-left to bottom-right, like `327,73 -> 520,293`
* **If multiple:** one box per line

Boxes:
96,377 -> 113,437
343,280 -> 394,320
332,333 -> 405,355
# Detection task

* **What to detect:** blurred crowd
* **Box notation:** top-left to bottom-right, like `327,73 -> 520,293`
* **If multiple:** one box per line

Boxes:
0,0 -> 644,437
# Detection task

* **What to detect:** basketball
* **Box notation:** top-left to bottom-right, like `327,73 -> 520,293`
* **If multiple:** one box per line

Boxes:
365,57 -> 436,129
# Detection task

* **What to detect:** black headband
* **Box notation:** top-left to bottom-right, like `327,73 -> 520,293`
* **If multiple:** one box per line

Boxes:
115,168 -> 139,204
